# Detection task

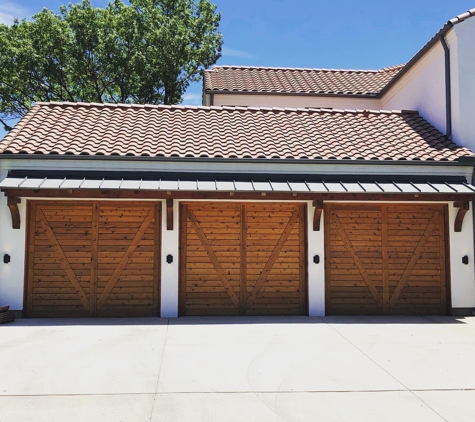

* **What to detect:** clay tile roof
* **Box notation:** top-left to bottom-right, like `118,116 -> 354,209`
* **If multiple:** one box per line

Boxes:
0,102 -> 473,162
204,64 -> 405,95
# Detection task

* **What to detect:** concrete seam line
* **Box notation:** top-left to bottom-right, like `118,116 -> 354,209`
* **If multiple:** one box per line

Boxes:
149,317 -> 170,421
321,318 -> 449,422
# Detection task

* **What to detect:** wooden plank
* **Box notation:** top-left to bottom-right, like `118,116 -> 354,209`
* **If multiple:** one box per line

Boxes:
96,208 -> 155,310
153,203 -> 161,315
89,202 -> 99,316
187,207 -> 240,309
440,205 -> 449,313
389,213 -> 438,307
381,206 -> 389,312
25,202 -> 38,316
331,212 -> 383,308
240,205 -> 247,315
37,208 -> 90,311
299,204 -> 307,314
247,209 -> 300,307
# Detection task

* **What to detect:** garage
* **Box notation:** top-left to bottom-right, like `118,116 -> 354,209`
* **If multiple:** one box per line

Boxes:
25,201 -> 161,317
179,202 -> 307,316
325,203 -> 448,315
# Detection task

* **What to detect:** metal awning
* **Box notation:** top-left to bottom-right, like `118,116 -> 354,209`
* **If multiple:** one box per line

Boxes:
1,176 -> 475,194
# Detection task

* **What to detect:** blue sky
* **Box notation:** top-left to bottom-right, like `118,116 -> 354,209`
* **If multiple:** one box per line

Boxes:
0,0 -> 474,136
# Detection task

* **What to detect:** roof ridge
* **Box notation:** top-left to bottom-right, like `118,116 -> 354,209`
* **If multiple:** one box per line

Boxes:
449,8 -> 475,24
206,64 -> 406,74
35,101 -> 419,116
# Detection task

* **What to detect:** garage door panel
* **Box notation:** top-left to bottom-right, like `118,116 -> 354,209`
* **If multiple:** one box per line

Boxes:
326,203 -> 447,315
181,203 -> 306,316
26,201 -> 160,318
96,203 -> 159,316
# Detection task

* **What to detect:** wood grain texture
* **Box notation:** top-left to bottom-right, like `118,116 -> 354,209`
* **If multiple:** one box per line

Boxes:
25,201 -> 161,317
325,203 -> 447,315
180,202 -> 306,316
454,201 -> 470,232
7,197 -> 21,229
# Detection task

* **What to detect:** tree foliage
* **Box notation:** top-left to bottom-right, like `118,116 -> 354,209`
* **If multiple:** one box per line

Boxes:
0,0 -> 222,130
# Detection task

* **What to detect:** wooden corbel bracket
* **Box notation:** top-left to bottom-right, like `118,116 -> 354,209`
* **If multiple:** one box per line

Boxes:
313,200 -> 324,231
7,197 -> 21,229
454,201 -> 470,232
166,198 -> 174,231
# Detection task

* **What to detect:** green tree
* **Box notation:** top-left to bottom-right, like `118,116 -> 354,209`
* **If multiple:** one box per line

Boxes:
0,0 -> 222,131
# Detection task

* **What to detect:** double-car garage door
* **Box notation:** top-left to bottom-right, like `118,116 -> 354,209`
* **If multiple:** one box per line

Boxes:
24,201 -> 448,317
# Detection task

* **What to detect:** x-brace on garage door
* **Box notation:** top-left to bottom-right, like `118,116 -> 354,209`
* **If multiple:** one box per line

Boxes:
325,203 -> 449,315
180,202 -> 307,316
26,201 -> 161,317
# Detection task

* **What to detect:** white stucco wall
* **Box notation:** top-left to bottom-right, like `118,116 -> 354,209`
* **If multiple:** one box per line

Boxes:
381,42 -> 447,135
208,93 -> 381,110
452,18 -> 475,152
0,173 -> 26,310
448,202 -> 475,308
161,199 -> 179,317
307,202 -> 325,316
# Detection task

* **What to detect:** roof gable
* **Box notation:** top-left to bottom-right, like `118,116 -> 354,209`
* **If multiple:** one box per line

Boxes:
0,102 -> 472,162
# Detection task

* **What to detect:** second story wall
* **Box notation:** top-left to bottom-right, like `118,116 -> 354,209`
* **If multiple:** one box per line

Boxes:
452,18 -> 475,152
381,41 -> 447,136
206,93 -> 381,110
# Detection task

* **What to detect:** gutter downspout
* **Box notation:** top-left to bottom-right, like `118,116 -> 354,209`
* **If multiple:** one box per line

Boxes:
440,34 -> 452,139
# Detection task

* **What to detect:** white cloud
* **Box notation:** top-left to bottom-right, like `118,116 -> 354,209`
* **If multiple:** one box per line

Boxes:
0,12 -> 15,25
222,46 -> 253,59
0,2 -> 29,25
181,93 -> 202,106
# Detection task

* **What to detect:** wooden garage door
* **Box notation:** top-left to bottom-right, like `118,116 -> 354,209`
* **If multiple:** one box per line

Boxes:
25,201 -> 160,317
180,203 -> 306,316
325,203 -> 448,315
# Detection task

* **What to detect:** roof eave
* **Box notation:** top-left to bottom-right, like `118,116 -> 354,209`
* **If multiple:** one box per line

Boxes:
1,153 -> 474,166
203,89 -> 381,98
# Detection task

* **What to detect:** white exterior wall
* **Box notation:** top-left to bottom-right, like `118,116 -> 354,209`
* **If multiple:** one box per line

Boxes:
448,202 -> 475,307
0,170 -> 26,310
160,199 -> 179,317
452,18 -> 475,151
381,42 -> 447,135
209,93 -> 381,110
307,202 -> 325,316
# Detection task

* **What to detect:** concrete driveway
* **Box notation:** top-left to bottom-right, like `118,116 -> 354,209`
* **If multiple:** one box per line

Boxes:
1,316 -> 475,421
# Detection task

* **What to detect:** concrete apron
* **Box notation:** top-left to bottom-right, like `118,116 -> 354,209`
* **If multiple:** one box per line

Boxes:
1,315 -> 475,421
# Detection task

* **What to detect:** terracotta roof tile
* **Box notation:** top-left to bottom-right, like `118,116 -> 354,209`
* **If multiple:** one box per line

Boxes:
204,65 -> 405,95
0,102 -> 472,162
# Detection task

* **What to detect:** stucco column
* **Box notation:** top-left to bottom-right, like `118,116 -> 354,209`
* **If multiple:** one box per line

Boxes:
160,199 -> 179,317
307,201 -> 325,316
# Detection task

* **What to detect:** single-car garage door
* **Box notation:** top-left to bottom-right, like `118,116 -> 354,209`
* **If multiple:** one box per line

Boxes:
325,203 -> 448,315
25,201 -> 161,317
180,202 -> 306,316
